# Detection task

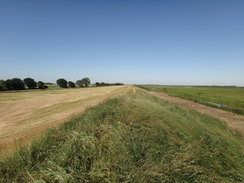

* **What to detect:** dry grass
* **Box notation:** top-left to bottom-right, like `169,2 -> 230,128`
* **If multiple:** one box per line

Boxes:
0,86 -> 130,156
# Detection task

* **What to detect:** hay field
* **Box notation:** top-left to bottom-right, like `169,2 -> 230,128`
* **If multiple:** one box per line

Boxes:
0,86 -> 129,155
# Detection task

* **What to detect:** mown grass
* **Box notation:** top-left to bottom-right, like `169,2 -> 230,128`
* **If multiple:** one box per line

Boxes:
0,88 -> 243,182
138,85 -> 244,115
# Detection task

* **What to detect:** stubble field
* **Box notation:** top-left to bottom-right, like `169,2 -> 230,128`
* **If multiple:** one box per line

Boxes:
0,86 -> 129,156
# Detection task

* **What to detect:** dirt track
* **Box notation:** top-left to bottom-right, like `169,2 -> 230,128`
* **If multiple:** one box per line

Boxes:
0,86 -> 129,155
151,91 -> 244,136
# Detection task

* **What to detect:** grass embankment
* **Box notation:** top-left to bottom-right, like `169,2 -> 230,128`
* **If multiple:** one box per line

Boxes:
138,85 -> 244,116
0,89 -> 243,182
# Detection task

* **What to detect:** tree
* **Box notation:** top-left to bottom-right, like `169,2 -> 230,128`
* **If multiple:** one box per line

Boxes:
76,78 -> 90,87
23,78 -> 37,89
101,82 -> 105,86
0,80 -> 6,91
76,80 -> 83,87
68,81 -> 75,88
5,79 -> 12,90
56,78 -> 68,88
81,77 -> 90,87
38,81 -> 45,89
0,85 -> 4,91
11,78 -> 25,90
95,82 -> 100,87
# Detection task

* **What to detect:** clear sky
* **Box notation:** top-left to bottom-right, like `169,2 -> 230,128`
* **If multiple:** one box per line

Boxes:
0,0 -> 243,85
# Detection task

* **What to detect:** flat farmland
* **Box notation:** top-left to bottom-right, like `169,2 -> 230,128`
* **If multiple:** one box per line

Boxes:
139,85 -> 244,115
0,86 -> 129,155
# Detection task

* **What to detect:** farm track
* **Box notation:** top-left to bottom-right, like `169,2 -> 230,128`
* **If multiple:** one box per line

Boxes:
0,86 -> 130,156
152,91 -> 244,136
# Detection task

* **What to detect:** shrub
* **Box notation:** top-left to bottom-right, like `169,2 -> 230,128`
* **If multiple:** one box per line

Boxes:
95,82 -> 100,87
68,81 -> 75,88
5,79 -> 12,90
76,80 -> 83,87
57,78 -> 68,88
38,81 -> 46,89
0,85 -> 4,91
76,77 -> 90,87
23,78 -> 37,89
0,80 -> 6,91
10,78 -> 25,90
81,77 -> 90,87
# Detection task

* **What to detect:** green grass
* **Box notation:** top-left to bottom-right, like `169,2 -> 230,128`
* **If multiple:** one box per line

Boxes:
138,85 -> 244,115
0,89 -> 243,182
46,84 -> 60,89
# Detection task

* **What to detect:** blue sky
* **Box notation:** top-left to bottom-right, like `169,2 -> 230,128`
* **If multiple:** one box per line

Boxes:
0,0 -> 243,85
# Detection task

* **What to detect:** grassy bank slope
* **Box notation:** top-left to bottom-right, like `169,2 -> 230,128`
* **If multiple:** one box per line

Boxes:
138,85 -> 244,115
0,89 -> 243,182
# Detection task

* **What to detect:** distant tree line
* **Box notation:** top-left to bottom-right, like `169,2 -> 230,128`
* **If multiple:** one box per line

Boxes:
56,77 -> 91,88
0,78 -> 48,91
94,82 -> 124,87
0,77 -> 124,91
56,78 -> 123,88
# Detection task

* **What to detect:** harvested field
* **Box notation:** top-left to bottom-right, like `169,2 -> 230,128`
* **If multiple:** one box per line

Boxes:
0,86 -> 129,155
